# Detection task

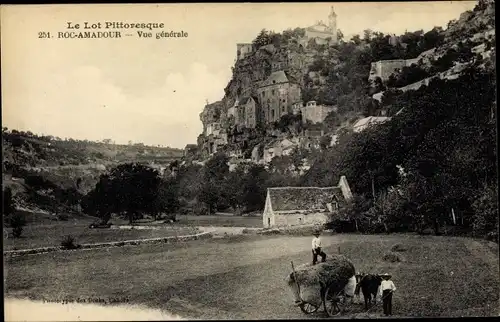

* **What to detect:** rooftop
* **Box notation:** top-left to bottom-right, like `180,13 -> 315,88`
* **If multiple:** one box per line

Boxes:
353,116 -> 391,130
258,70 -> 291,88
268,186 -> 344,212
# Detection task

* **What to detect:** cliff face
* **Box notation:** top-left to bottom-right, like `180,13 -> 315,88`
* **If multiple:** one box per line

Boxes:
198,37 -> 323,159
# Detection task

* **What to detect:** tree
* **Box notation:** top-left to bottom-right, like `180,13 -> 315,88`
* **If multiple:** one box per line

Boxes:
471,184 -> 498,239
252,29 -> 272,49
337,30 -> 344,43
82,163 -> 162,224
319,135 -> 331,151
351,34 -> 362,45
3,188 -> 15,218
152,179 -> 180,220
9,213 -> 27,238
363,29 -> 373,42
198,153 -> 231,213
239,164 -> 269,212
268,155 -> 293,174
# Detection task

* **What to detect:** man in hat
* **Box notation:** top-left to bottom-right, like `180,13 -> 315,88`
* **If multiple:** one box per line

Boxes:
378,273 -> 396,316
311,229 -> 327,265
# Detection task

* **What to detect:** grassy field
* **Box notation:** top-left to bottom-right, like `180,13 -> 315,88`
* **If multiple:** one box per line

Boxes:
4,234 -> 498,319
4,218 -> 200,251
4,212 -> 260,251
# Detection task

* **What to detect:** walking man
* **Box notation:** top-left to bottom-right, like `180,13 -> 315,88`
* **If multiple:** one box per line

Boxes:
312,229 -> 326,265
378,273 -> 396,316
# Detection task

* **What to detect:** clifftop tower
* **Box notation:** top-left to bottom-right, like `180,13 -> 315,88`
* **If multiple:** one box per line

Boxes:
329,6 -> 337,44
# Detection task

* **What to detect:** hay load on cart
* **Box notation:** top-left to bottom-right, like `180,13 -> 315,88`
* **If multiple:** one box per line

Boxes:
286,254 -> 356,316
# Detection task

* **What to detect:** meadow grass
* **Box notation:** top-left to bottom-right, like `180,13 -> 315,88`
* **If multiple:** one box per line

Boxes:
4,234 -> 498,319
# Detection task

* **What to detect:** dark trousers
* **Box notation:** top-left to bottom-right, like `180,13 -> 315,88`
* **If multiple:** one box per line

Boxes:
382,290 -> 393,315
312,247 -> 326,265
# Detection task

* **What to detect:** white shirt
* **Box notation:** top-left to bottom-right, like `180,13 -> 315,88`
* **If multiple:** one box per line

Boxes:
379,280 -> 396,296
312,237 -> 322,249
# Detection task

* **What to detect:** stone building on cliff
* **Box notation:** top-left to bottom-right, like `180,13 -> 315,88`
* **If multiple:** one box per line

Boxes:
300,100 -> 337,124
262,176 -> 353,228
299,6 -> 338,48
257,70 -> 302,124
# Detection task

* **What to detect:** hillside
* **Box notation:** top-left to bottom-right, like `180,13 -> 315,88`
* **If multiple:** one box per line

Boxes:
193,0 -> 495,164
175,0 -> 497,240
2,129 -> 183,214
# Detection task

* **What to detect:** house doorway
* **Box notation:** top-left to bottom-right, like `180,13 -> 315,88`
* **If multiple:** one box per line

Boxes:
267,218 -> 271,227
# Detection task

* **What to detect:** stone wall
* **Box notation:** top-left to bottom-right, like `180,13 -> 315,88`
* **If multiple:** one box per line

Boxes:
301,102 -> 334,124
338,176 -> 353,200
237,43 -> 254,60
273,211 -> 330,227
305,30 -> 334,40
4,231 -> 214,258
369,60 -> 407,82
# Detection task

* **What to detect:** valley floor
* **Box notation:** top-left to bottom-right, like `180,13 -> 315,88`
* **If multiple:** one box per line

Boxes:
4,234 -> 499,319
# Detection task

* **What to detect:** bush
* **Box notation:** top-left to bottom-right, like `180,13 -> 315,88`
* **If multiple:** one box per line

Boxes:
61,235 -> 80,250
193,203 -> 209,216
382,252 -> 402,262
471,185 -> 498,239
485,231 -> 498,243
57,213 -> 69,221
327,219 -> 357,233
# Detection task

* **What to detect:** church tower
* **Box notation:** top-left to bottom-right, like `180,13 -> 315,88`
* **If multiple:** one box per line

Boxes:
328,6 -> 338,44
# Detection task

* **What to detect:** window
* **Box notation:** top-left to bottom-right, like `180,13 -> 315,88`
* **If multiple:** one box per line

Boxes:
268,218 -> 271,226
272,89 -> 275,95
271,109 -> 275,119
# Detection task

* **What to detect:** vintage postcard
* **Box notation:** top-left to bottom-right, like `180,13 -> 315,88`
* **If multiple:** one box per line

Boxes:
2,1 -> 498,320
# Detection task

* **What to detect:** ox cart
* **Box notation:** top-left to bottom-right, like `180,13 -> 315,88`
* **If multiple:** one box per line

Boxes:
290,260 -> 355,317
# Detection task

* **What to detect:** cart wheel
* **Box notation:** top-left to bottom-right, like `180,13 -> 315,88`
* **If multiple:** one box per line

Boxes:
323,287 -> 345,317
299,302 -> 319,314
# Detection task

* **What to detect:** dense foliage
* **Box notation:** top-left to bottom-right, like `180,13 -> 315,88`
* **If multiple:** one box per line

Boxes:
81,163 -> 179,223
303,66 -> 497,236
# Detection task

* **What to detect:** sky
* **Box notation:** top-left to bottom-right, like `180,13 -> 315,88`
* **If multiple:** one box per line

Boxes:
1,1 -> 476,149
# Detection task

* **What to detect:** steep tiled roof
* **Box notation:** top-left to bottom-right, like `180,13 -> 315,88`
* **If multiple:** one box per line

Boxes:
268,186 -> 344,212
259,70 -> 290,88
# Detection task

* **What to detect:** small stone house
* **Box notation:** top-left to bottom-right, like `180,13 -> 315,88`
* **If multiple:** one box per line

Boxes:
262,176 -> 353,228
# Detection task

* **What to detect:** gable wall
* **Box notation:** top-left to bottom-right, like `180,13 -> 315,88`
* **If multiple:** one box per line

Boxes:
262,192 -> 274,228
273,212 -> 330,228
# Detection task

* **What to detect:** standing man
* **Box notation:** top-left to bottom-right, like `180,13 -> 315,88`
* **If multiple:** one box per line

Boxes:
378,273 -> 396,316
312,229 -> 327,265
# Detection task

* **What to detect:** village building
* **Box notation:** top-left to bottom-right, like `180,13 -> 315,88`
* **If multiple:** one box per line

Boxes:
301,101 -> 336,124
262,138 -> 297,163
262,176 -> 353,228
241,96 -> 260,128
257,70 -> 302,124
302,7 -> 338,46
236,43 -> 254,61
